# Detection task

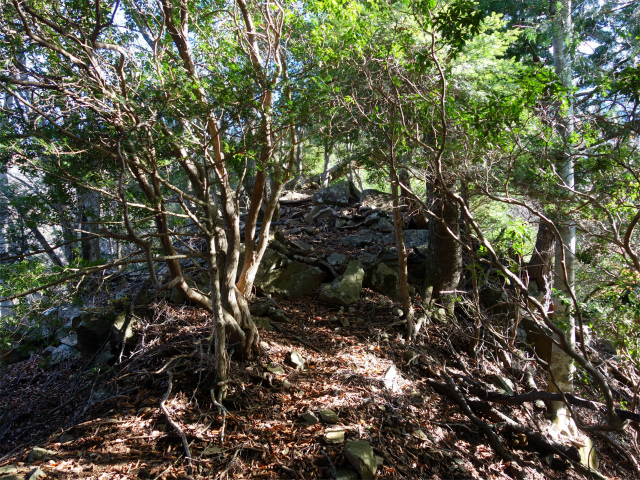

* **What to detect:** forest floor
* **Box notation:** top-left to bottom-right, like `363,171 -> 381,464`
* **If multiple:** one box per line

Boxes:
0,198 -> 639,480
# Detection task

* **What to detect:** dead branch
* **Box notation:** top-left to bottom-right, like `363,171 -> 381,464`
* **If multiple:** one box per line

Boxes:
160,370 -> 193,475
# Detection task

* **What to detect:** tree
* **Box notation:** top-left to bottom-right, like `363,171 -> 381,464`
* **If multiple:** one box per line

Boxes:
0,0 -> 310,400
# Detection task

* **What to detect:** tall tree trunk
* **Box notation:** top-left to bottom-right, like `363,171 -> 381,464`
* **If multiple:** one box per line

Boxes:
548,0 -> 576,428
321,138 -> 332,188
79,189 -> 101,262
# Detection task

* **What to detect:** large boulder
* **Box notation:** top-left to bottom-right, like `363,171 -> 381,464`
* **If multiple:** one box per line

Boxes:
313,181 -> 360,207
360,189 -> 393,212
73,309 -> 120,357
319,261 -> 365,306
260,262 -> 327,299
365,262 -> 414,299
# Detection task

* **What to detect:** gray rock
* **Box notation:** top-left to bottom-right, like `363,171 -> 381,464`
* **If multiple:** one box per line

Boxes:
260,262 -> 327,299
341,234 -> 374,247
48,344 -> 81,366
270,309 -> 291,322
319,409 -> 339,424
304,205 -> 335,224
111,312 -> 138,344
290,239 -> 314,252
335,469 -> 359,480
335,218 -> 347,229
488,375 -> 515,396
377,217 -> 394,232
384,365 -> 400,392
26,468 -> 46,480
254,248 -> 288,285
301,411 -> 319,425
285,351 -> 305,370
60,333 -> 78,348
73,309 -> 121,357
0,466 -> 17,475
319,261 -> 364,306
29,447 -> 54,462
0,475 -> 21,480
383,229 -> 429,248
327,252 -> 349,268
313,181 -> 360,207
364,212 -> 383,226
253,317 -> 273,331
365,262 -> 402,298
360,189 -> 394,212
345,441 -> 377,479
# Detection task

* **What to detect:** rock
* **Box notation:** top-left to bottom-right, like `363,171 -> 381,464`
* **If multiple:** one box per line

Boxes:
364,211 -> 384,226
60,333 -> 78,348
253,317 -> 273,331
270,309 -> 291,322
384,365 -> 400,392
403,350 -> 418,365
335,218 -> 347,229
324,427 -> 346,444
344,440 -> 377,479
58,434 -> 74,443
313,181 -> 360,207
303,226 -> 320,235
319,261 -> 365,306
301,411 -> 319,425
319,409 -> 339,424
260,262 -> 327,299
360,189 -> 393,212
335,469 -> 358,480
0,466 -> 17,475
304,205 -> 336,224
73,309 -> 122,357
266,364 -> 285,375
29,447 -> 54,462
392,307 -> 403,317
47,344 -> 81,366
365,262 -> 403,298
290,239 -> 313,252
26,468 -> 46,480
0,475 -> 21,480
383,229 -> 429,248
340,318 -> 350,328
327,252 -> 349,268
377,217 -> 394,232
111,312 -> 138,344
285,351 -> 305,370
254,248 -> 288,285
487,375 -> 515,396
341,234 -> 374,247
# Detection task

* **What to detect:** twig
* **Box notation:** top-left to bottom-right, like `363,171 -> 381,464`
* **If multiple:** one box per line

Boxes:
598,431 -> 640,475
278,464 -> 302,479
322,450 -> 337,480
219,446 -> 242,480
160,370 -> 193,475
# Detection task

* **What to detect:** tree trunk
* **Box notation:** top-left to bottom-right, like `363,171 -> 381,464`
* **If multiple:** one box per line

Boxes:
79,189 -> 101,262
527,221 -> 556,310
422,177 -> 462,320
548,0 -> 576,428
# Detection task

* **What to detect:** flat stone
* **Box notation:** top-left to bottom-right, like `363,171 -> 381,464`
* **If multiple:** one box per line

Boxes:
0,475 -> 21,480
319,409 -> 339,424
327,252 -> 349,267
324,427 -> 346,444
290,239 -> 313,252
0,466 -> 17,475
266,365 -> 285,375
203,446 -> 222,455
344,440 -> 377,479
384,365 -> 400,392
